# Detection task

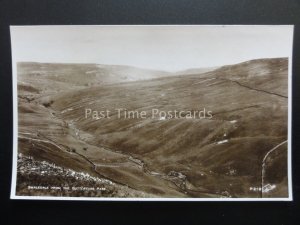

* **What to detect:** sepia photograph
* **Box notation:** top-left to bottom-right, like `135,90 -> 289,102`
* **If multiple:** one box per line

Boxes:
10,25 -> 293,200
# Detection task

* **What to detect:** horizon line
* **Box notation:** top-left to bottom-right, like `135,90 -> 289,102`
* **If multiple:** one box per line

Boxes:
16,56 -> 288,73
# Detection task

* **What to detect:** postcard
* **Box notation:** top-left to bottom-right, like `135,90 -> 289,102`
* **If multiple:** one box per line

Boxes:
10,25 -> 293,200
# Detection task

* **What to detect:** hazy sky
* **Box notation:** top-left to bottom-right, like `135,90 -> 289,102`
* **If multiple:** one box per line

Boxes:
10,25 -> 294,72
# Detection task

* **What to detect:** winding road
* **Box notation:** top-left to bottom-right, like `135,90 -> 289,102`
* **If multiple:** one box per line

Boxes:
261,140 -> 288,197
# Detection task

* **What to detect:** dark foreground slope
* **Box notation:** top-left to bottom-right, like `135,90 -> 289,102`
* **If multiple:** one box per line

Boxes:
16,58 -> 288,198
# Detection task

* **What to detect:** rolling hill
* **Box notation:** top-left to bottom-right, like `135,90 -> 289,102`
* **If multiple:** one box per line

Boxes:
16,58 -> 289,198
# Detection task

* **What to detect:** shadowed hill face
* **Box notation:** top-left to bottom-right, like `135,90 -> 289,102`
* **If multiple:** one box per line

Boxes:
17,58 -> 288,198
